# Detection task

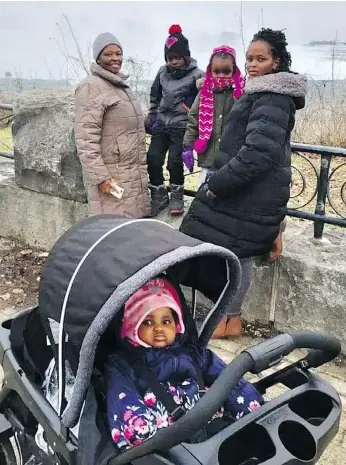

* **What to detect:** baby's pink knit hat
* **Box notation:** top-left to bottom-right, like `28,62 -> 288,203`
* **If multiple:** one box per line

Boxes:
121,278 -> 185,348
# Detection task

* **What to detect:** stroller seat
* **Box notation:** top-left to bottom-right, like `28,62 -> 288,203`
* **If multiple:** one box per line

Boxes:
0,215 -> 342,465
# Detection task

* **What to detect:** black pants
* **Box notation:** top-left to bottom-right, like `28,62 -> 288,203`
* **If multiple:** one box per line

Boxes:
147,127 -> 185,186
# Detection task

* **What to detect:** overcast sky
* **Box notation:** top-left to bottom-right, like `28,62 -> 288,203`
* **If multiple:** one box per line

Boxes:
1,1 -> 346,81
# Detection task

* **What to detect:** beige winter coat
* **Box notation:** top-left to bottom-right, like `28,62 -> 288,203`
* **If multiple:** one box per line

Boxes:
75,63 -> 150,217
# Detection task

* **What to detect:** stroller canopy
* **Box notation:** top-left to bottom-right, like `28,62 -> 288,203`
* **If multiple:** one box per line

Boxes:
38,215 -> 241,427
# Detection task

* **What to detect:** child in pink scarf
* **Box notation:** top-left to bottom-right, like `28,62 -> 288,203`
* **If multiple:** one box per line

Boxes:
182,46 -> 244,179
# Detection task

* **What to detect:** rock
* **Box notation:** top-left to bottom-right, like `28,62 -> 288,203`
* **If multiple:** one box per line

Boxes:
20,249 -> 32,256
37,252 -> 49,258
12,288 -> 24,295
242,225 -> 346,352
12,87 -> 87,202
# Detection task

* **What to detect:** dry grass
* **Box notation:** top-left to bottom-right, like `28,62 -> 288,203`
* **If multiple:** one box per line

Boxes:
294,103 -> 346,148
0,126 -> 13,152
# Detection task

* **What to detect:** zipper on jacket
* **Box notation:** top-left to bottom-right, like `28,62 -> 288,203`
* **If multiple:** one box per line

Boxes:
124,87 -> 145,216
172,353 -> 178,371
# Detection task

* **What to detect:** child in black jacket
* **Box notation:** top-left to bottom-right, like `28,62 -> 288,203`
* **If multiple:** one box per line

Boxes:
145,25 -> 204,217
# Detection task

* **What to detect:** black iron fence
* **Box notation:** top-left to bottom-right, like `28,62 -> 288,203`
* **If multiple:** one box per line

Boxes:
183,143 -> 346,239
1,100 -> 345,238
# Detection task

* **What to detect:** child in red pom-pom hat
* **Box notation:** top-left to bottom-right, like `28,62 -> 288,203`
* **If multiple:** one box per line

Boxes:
146,25 -> 204,218
164,24 -> 190,59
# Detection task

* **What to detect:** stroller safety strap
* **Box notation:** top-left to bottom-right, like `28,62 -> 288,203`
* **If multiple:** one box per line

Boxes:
132,353 -> 206,421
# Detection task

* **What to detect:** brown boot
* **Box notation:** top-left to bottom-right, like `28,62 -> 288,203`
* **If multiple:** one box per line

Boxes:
225,316 -> 242,338
268,232 -> 283,262
211,315 -> 227,339
269,219 -> 287,262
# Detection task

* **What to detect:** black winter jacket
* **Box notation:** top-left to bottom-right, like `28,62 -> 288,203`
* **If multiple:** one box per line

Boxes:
148,59 -> 204,130
180,71 -> 307,260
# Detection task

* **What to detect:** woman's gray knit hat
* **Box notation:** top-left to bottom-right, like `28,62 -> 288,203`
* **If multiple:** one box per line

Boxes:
93,32 -> 123,61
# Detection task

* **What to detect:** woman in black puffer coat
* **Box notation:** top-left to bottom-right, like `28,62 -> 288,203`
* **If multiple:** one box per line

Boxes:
180,29 -> 308,339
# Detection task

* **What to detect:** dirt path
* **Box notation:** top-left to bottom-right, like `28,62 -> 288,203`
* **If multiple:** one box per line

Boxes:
0,237 -> 47,319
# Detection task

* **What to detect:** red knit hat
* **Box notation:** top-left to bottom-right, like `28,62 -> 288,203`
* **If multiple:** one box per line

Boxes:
164,25 -> 191,61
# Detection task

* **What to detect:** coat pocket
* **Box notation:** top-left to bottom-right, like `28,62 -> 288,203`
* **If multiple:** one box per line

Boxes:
196,181 -> 220,207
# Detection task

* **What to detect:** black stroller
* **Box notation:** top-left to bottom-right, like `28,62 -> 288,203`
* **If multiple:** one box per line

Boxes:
0,215 -> 342,465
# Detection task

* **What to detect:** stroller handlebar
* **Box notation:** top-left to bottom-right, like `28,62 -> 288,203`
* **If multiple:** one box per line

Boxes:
242,331 -> 341,374
110,331 -> 341,465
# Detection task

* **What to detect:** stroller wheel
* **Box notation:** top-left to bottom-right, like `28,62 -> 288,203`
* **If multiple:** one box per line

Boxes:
0,435 -> 39,465
0,437 -> 17,465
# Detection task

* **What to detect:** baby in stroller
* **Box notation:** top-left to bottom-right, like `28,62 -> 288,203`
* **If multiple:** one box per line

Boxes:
105,276 -> 263,450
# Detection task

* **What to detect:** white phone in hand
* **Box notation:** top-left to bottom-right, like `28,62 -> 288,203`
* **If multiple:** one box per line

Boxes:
109,183 -> 124,200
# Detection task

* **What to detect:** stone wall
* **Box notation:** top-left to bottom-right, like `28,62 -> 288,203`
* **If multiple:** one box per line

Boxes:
0,157 -> 87,250
12,87 -> 86,202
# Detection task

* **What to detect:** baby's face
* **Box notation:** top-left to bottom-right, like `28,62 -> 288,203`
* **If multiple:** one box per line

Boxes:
138,307 -> 177,348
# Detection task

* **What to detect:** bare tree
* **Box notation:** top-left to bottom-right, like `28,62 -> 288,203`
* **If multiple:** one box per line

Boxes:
49,13 -> 92,81
49,13 -> 157,110
4,72 -> 12,92
261,8 -> 264,28
330,30 -> 338,99
123,55 -> 157,110
234,2 -> 246,55
239,2 -> 246,55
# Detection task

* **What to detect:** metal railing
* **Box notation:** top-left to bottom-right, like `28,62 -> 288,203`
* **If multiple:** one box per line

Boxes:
0,103 -> 14,159
0,100 -> 345,238
183,143 -> 346,239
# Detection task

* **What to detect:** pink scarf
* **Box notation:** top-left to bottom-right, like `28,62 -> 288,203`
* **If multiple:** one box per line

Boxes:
193,46 -> 245,155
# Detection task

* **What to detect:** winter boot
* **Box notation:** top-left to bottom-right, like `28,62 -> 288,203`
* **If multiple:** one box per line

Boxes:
169,184 -> 184,216
268,218 -> 287,262
225,316 -> 242,338
149,184 -> 169,217
211,315 -> 227,339
211,315 -> 242,339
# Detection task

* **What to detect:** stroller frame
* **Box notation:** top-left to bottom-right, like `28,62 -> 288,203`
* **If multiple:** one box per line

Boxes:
0,216 -> 342,465
0,313 -> 342,465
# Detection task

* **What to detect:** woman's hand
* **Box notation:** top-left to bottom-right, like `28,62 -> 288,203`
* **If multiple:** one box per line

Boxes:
206,190 -> 217,199
99,178 -> 116,194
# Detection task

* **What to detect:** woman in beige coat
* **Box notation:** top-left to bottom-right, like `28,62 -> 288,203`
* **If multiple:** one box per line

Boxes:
75,33 -> 150,218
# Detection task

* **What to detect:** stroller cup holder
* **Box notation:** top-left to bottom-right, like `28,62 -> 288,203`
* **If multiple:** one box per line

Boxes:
172,373 -> 340,465
288,390 -> 334,426
215,389 -> 336,465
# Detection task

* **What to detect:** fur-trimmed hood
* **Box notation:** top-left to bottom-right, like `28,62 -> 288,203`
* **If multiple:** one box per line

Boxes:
245,71 -> 307,109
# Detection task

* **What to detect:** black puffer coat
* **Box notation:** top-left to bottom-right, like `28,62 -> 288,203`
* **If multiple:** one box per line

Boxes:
148,59 -> 204,129
180,71 -> 307,259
